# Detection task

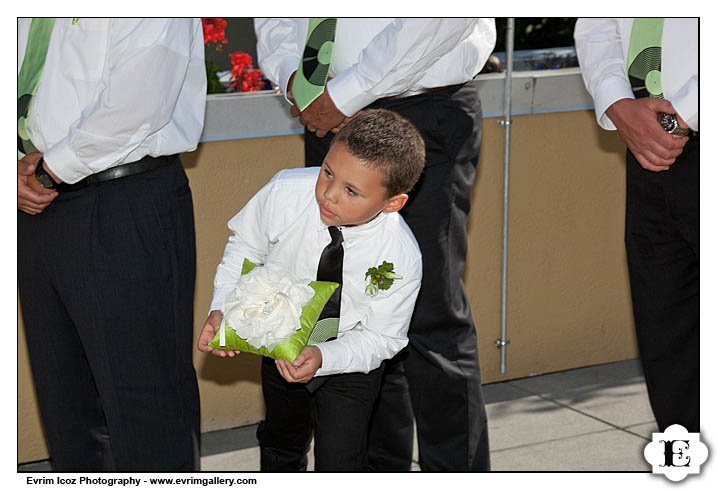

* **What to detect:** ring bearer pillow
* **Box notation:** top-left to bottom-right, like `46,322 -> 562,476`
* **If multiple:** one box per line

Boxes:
209,259 -> 339,362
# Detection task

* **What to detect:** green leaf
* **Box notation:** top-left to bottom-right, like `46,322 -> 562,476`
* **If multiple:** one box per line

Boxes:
378,279 -> 393,290
378,261 -> 394,274
205,59 -> 225,94
365,261 -> 402,294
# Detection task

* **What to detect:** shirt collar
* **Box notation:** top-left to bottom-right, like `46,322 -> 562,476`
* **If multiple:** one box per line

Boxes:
315,209 -> 389,242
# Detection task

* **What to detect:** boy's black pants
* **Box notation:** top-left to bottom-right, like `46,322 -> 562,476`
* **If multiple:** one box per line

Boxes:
17,159 -> 200,471
625,139 -> 699,432
257,357 -> 384,471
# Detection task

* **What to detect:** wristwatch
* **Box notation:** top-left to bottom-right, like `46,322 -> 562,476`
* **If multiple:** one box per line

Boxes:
34,157 -> 59,190
659,113 -> 692,137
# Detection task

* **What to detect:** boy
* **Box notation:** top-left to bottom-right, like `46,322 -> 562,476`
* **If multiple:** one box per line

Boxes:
198,109 -> 425,471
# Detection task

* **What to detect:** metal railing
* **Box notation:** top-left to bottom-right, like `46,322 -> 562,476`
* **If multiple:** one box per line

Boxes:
495,18 -> 514,374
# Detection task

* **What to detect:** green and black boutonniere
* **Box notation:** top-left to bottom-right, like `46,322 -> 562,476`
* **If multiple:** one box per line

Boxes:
365,261 -> 403,297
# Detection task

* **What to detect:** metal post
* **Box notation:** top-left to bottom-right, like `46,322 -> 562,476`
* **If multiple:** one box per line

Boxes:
495,18 -> 514,374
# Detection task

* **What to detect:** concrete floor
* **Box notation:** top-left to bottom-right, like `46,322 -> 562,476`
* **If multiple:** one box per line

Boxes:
201,358 -> 657,472
19,359 -> 657,472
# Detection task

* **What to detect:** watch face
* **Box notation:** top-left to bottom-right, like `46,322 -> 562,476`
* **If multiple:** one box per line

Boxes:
660,113 -> 678,133
35,164 -> 57,189
36,173 -> 54,189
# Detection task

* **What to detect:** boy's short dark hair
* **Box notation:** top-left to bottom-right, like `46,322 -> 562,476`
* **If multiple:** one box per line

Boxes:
332,109 -> 425,197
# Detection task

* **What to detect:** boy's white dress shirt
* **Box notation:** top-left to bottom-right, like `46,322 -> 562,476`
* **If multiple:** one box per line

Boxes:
211,167 -> 423,377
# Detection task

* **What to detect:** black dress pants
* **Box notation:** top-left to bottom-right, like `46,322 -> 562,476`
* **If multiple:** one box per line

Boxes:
17,158 -> 201,471
625,140 -> 699,432
257,357 -> 384,471
305,83 -> 490,471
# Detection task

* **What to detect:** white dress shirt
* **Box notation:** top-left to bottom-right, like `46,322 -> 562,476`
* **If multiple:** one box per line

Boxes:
254,18 -> 496,116
17,18 -> 206,184
574,18 -> 698,131
210,167 -> 423,377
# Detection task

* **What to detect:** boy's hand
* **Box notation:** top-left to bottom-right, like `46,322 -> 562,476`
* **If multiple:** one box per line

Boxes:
197,310 -> 241,357
275,346 -> 323,383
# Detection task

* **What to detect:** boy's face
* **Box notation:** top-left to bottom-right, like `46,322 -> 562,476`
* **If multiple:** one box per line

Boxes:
314,142 -> 406,227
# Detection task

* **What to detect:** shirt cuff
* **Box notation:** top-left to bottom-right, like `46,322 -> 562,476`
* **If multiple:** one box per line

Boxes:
43,139 -> 92,184
670,82 -> 699,131
314,340 -> 350,377
593,75 -> 635,131
210,287 -> 232,313
278,56 -> 301,105
326,69 -> 378,117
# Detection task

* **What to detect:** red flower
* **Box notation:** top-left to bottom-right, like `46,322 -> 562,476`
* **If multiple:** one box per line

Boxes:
229,50 -> 264,92
202,18 -> 228,51
201,20 -> 265,93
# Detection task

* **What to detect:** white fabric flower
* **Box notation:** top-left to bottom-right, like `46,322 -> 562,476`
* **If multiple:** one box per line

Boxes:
222,264 -> 314,351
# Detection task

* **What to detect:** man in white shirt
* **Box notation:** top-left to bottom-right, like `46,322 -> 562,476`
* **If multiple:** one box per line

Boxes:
255,18 -> 495,471
17,18 -> 206,471
574,18 -> 698,432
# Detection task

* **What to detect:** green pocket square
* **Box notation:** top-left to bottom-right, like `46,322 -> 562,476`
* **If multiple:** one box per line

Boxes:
208,259 -> 339,362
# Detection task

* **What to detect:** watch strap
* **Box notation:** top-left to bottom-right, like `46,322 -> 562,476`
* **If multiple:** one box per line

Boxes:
34,157 -> 58,189
671,126 -> 692,137
660,113 -> 694,137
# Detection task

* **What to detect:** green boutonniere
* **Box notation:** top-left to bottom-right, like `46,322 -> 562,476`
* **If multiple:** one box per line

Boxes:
72,18 -> 79,25
365,261 -> 403,297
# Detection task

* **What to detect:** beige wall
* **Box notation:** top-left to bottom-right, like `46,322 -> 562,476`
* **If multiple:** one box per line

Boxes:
469,110 -> 636,380
17,110 -> 637,463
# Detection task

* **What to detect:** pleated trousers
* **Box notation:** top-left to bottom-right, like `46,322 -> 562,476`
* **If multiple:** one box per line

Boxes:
625,139 -> 700,432
18,158 -> 201,471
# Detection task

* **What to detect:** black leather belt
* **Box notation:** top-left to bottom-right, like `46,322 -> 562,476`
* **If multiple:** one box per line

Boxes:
57,154 -> 177,192
374,84 -> 463,105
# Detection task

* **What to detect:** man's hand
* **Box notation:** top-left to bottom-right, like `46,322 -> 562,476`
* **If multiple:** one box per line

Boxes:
290,102 -> 353,136
197,310 -> 241,357
18,152 -> 58,215
296,91 -> 347,138
606,98 -> 689,172
275,345 -> 323,383
286,71 -> 349,137
328,115 -> 354,135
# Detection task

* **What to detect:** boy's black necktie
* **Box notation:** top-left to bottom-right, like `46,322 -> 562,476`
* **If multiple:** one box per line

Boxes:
305,226 -> 343,393
308,226 -> 343,344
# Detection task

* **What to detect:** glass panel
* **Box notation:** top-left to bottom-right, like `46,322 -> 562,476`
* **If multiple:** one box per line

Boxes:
492,18 -> 578,72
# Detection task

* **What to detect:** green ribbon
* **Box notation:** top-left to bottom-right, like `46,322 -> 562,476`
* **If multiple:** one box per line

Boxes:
627,18 -> 664,99
306,317 -> 339,345
18,18 -> 55,159
292,18 -> 337,111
